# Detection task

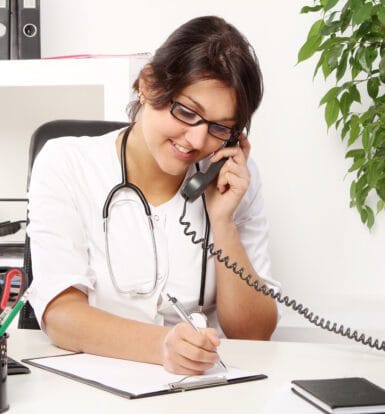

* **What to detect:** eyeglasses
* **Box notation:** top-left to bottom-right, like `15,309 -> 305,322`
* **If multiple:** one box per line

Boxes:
170,100 -> 235,142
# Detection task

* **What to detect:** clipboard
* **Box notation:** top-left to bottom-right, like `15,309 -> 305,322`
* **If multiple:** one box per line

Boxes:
23,353 -> 267,399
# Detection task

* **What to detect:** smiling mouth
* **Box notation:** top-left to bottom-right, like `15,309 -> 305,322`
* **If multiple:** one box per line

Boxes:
172,142 -> 193,154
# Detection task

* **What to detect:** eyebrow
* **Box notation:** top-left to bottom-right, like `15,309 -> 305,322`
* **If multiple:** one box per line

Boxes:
180,94 -> 236,123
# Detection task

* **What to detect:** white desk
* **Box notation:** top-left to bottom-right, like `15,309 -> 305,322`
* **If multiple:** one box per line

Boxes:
6,328 -> 385,414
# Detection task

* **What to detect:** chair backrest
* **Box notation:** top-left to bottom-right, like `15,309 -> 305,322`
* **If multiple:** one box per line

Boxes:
19,119 -> 128,329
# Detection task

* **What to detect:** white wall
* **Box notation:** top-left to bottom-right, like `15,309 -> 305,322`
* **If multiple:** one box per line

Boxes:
34,1 -> 385,341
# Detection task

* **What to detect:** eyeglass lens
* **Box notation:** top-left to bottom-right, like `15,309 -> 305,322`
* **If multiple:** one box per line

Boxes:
170,101 -> 232,141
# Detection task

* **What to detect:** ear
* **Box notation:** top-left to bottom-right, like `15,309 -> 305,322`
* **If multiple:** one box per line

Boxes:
138,64 -> 154,99
138,77 -> 146,97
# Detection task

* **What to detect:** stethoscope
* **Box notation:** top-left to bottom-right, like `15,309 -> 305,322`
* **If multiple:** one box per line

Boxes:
102,125 -> 210,325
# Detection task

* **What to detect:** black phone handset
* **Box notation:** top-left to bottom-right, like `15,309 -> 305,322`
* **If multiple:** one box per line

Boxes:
181,134 -> 239,202
178,136 -> 385,352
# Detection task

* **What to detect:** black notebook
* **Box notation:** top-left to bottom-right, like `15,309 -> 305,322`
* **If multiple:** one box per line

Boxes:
291,377 -> 385,414
7,356 -> 30,375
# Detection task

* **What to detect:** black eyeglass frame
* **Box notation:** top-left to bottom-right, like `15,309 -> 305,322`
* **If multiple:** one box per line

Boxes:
169,100 -> 236,142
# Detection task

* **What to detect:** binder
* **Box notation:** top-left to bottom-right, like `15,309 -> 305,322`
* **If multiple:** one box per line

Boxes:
23,353 -> 267,399
16,0 -> 40,59
9,0 -> 17,59
0,0 -> 10,59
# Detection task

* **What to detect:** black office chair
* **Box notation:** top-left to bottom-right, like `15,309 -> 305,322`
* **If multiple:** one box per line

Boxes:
18,119 -> 128,329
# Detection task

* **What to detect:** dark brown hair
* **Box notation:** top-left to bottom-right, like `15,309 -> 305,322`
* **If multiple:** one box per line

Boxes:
129,16 -> 263,134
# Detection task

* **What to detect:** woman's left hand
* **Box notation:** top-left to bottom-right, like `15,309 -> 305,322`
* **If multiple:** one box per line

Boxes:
205,133 -> 251,223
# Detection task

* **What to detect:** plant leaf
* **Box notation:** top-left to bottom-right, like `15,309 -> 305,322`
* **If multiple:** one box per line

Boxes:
346,149 -> 365,158
349,84 -> 361,103
308,19 -> 325,39
350,181 -> 357,202
367,77 -> 379,99
366,206 -> 375,229
362,127 -> 370,152
313,52 -> 325,78
350,0 -> 362,10
379,55 -> 385,78
322,56 -> 333,78
356,46 -> 370,73
356,174 -> 367,193
377,6 -> 385,25
352,3 -> 373,25
320,86 -> 340,106
336,49 -> 349,80
377,178 -> 385,202
350,56 -> 362,79
327,44 -> 344,68
348,157 -> 365,172
325,11 -> 339,26
373,128 -> 385,146
297,35 -> 323,63
341,120 -> 351,139
319,21 -> 342,35
348,114 -> 360,145
365,47 -> 377,71
340,7 -> 353,32
301,5 -> 324,14
354,21 -> 372,38
367,159 -> 380,187
340,92 -> 352,116
359,207 -> 368,224
324,0 -> 339,12
325,98 -> 340,128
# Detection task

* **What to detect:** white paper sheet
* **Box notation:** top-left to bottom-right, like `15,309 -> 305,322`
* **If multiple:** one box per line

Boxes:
26,353 -> 263,397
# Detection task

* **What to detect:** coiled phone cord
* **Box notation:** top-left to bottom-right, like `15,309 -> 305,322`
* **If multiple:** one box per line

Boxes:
179,198 -> 385,352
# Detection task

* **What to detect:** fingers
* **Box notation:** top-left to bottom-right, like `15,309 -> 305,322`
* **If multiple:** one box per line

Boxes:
215,154 -> 250,195
162,323 -> 220,375
202,328 -> 221,347
210,146 -> 244,165
211,133 -> 250,163
204,134 -> 251,221
210,140 -> 249,192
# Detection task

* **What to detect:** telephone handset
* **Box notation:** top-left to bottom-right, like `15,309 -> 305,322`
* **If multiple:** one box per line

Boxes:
181,134 -> 239,202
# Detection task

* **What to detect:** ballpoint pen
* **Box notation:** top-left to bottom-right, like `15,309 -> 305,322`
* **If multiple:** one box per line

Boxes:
166,293 -> 227,371
0,288 -> 32,336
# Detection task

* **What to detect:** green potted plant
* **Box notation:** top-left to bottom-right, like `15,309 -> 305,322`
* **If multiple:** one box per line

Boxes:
298,0 -> 385,229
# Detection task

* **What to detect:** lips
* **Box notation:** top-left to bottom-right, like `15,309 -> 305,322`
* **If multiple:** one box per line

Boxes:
174,143 -> 191,153
170,141 -> 195,159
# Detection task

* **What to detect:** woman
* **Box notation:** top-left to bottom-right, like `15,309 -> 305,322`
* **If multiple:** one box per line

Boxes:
28,16 -> 279,375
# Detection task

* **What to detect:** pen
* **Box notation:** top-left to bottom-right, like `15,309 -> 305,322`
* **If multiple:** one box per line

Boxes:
166,293 -> 227,371
0,288 -> 32,336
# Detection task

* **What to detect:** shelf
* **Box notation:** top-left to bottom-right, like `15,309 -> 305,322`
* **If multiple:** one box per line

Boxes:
0,56 -> 149,220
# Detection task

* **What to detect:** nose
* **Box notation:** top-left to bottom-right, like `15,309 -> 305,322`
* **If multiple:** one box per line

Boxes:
185,123 -> 209,150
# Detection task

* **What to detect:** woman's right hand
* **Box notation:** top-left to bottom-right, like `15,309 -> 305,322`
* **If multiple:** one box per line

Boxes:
162,323 -> 220,374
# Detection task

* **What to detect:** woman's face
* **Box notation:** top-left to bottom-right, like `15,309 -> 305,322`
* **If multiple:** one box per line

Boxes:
138,78 -> 237,177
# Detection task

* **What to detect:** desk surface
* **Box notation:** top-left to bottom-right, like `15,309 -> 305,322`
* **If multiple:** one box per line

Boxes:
6,329 -> 385,414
